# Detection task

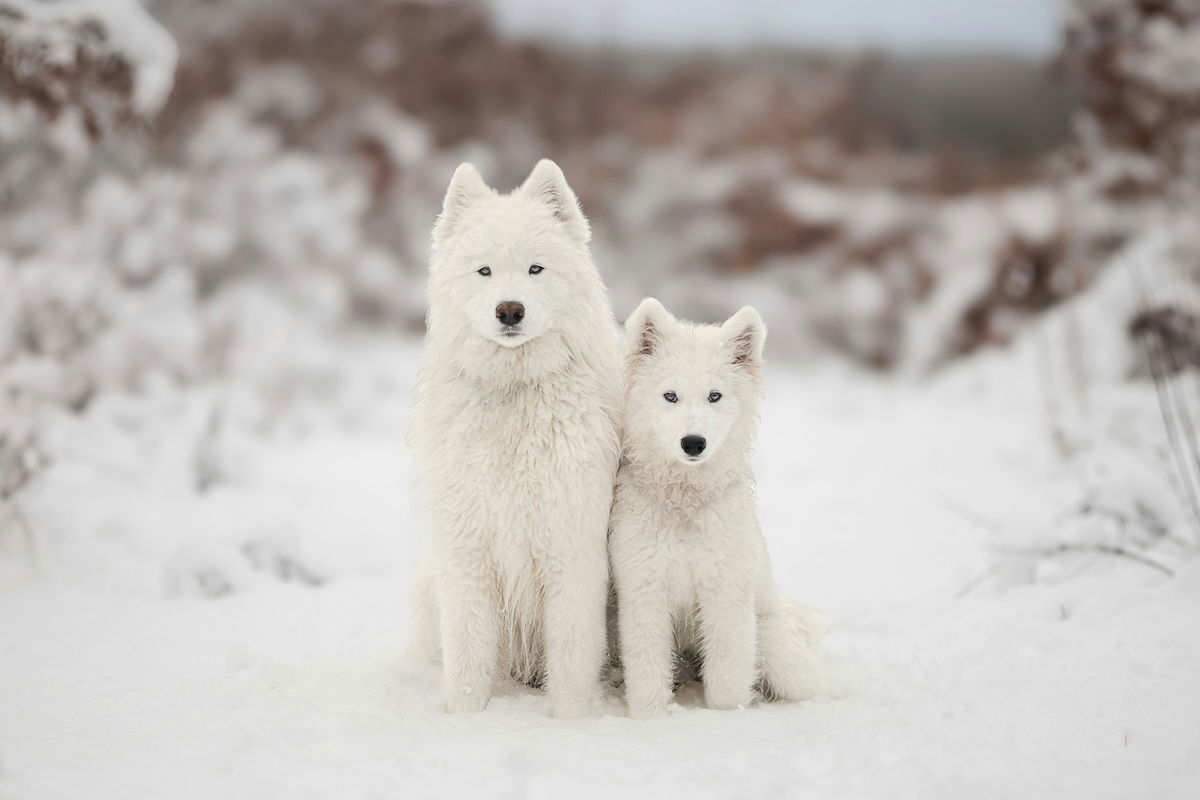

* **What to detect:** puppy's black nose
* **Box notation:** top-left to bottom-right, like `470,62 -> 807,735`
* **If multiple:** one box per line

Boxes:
681,435 -> 706,456
495,301 -> 525,327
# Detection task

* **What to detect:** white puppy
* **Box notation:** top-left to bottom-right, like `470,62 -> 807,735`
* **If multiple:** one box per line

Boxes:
609,298 -> 826,718
409,160 -> 621,717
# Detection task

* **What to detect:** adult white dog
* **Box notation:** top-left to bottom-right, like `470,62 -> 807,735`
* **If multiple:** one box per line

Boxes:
610,298 -> 826,719
408,160 -> 621,717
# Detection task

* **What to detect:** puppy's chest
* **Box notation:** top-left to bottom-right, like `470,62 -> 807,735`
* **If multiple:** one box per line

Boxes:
649,505 -> 738,597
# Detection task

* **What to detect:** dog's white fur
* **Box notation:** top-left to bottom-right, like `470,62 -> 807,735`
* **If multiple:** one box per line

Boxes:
610,298 -> 826,718
408,160 -> 621,717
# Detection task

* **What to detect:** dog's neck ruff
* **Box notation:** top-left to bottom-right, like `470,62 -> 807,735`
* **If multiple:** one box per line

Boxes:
432,325 -> 574,389
621,445 -> 753,513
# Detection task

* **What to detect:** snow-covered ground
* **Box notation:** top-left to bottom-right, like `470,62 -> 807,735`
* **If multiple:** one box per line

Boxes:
2,327 -> 1199,799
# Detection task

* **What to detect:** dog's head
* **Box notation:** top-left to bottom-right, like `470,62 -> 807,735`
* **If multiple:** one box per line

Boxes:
428,160 -> 591,349
622,298 -> 765,468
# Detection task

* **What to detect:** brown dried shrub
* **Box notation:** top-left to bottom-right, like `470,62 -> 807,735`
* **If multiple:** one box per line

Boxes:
0,4 -> 139,138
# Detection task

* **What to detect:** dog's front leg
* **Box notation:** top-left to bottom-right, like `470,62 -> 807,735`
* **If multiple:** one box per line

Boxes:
698,588 -> 756,711
541,541 -> 608,719
616,572 -> 674,719
436,551 -> 498,713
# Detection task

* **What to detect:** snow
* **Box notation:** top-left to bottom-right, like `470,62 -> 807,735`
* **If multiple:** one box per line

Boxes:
3,318 -> 1200,798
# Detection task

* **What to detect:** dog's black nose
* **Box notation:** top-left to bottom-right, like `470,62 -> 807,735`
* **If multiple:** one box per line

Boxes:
495,301 -> 525,327
681,435 -> 706,456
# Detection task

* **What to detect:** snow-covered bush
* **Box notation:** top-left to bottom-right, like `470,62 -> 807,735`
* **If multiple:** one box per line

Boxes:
1,0 -> 177,543
954,0 -> 1200,580
1065,0 -> 1200,205
0,0 -> 176,134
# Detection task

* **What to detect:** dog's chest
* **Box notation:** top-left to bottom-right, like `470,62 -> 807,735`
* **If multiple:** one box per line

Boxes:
424,375 -> 614,542
449,386 -> 597,472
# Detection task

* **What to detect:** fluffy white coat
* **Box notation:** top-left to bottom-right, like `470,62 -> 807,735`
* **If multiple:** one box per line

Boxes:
409,160 -> 621,717
610,298 -> 825,718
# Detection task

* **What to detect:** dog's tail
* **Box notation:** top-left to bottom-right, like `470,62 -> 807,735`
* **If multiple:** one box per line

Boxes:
758,595 -> 830,702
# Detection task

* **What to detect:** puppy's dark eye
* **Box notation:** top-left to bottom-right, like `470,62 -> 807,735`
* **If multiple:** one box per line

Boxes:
708,391 -> 722,403
663,392 -> 678,403
477,266 -> 491,276
528,264 -> 544,275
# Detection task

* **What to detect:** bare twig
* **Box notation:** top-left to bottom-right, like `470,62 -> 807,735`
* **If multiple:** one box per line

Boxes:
1166,364 -> 1200,511
935,494 -> 1003,535
2,498 -> 38,565
1052,497 -> 1172,545
1059,204 -> 1091,422
1130,261 -> 1200,542
990,542 -> 1175,577
1160,253 -> 1200,544
954,564 -> 1001,599
1034,320 -> 1072,459
1063,297 -> 1090,421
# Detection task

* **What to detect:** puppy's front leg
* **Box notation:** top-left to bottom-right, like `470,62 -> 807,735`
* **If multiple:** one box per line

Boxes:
617,574 -> 674,719
436,551 -> 498,713
698,588 -> 756,711
542,541 -> 608,719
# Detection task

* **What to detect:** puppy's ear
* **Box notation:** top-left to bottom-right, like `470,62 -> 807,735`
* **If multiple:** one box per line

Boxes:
520,159 -> 590,244
721,306 -> 766,370
624,297 -> 673,359
432,163 -> 493,247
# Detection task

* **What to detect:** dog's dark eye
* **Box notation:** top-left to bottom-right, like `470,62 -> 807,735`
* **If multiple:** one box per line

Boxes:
708,391 -> 722,403
477,266 -> 491,276
528,264 -> 544,275
663,392 -> 678,403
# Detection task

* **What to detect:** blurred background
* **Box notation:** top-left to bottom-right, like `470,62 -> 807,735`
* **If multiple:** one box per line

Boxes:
2,0 -> 1199,584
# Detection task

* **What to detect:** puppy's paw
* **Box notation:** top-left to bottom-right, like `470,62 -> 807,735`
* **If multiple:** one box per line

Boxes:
626,695 -> 669,720
704,682 -> 753,711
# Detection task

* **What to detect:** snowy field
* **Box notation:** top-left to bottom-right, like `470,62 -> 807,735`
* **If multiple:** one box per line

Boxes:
3,320 -> 1199,799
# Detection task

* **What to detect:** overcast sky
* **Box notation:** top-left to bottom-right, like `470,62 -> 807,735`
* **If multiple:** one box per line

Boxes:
484,0 -> 1062,55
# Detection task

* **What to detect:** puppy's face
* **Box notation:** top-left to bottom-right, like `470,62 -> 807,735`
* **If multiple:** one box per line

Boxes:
624,299 -> 765,467
429,161 -> 591,349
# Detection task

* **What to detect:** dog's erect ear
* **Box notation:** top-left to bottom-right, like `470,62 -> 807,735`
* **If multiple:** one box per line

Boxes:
520,159 -> 591,244
624,297 -> 673,358
433,163 -> 492,247
721,306 -> 766,370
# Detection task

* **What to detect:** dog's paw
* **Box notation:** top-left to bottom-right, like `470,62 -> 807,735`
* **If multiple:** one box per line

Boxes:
626,700 -> 669,720
548,691 -> 600,720
625,692 -> 670,720
444,684 -> 490,714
